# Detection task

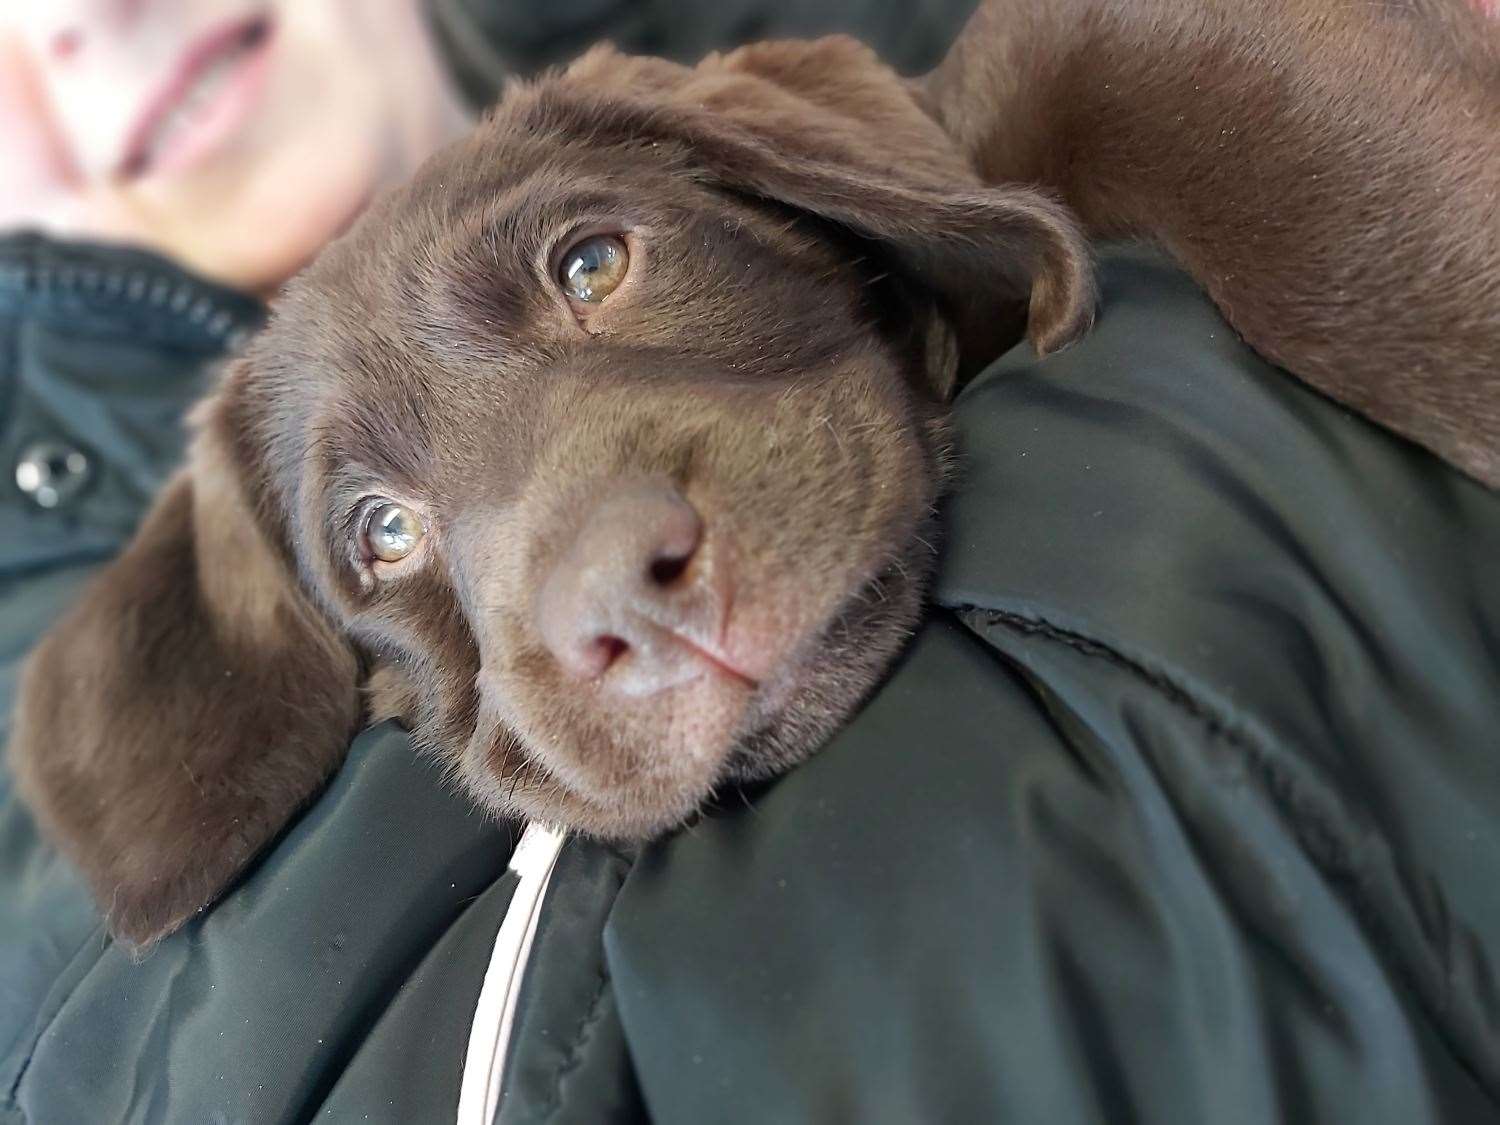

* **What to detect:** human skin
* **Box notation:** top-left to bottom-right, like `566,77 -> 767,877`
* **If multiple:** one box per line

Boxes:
4,0 -> 1493,294
0,1 -> 472,294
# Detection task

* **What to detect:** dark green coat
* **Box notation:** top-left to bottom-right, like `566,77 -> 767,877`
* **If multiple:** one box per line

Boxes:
4,232 -> 1498,1122
426,0 -> 981,108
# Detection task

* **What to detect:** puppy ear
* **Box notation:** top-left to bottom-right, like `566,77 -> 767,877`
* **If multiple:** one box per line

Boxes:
11,371 -> 360,951
559,38 -> 1095,368
700,141 -> 1096,365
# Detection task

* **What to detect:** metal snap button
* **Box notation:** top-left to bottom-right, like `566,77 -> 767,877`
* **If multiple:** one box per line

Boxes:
15,441 -> 91,509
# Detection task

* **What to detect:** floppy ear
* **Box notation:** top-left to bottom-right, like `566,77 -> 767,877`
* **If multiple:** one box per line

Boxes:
557,38 -> 1096,373
11,375 -> 360,951
689,137 -> 1096,371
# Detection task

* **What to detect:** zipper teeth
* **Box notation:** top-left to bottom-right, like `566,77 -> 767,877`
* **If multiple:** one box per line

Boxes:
0,259 -> 249,347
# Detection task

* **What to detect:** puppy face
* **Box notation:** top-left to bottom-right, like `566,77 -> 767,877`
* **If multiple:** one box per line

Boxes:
13,37 -> 1094,945
262,121 -> 950,838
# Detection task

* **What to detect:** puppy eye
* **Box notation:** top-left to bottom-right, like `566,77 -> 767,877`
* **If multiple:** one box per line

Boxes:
557,235 -> 629,303
365,502 -> 425,563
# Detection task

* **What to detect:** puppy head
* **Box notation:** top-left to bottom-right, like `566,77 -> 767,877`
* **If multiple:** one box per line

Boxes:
13,37 -> 1094,945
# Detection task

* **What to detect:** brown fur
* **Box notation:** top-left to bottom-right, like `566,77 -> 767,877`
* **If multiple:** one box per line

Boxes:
12,397 -> 361,947
11,3 -> 1498,948
12,36 -> 1090,948
928,0 -> 1500,483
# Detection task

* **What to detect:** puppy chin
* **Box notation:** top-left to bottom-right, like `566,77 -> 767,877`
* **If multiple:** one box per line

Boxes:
465,662 -> 758,840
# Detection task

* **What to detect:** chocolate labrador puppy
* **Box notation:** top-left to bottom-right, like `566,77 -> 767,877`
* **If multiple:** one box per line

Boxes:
13,0 -> 1498,948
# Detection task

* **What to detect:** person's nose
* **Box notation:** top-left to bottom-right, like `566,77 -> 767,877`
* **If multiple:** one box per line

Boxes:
28,0 -> 148,63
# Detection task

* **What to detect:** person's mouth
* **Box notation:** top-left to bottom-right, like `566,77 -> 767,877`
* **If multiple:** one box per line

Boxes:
117,13 -> 275,181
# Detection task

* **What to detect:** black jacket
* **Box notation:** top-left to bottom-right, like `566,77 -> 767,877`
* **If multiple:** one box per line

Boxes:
3,234 -> 1498,1123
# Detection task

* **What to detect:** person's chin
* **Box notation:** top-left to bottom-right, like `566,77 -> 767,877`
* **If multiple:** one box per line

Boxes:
162,143 -> 382,292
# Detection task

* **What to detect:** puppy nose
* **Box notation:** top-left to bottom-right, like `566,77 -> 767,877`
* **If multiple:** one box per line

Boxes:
536,481 -> 719,689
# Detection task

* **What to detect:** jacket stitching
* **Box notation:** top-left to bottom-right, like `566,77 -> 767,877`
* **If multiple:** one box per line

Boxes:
539,958 -> 613,1122
955,604 -> 1500,1105
0,235 -> 259,351
958,607 -> 1236,734
955,603 -> 1381,886
3,923 -> 111,1113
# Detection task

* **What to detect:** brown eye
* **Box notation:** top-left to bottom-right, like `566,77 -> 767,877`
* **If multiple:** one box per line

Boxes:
557,235 -> 629,303
365,502 -> 425,563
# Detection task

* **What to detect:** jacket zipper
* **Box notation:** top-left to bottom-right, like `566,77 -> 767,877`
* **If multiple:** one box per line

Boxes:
0,254 -> 254,349
457,823 -> 567,1125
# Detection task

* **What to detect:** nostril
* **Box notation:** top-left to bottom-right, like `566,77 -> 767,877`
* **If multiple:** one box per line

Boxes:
594,634 -> 628,671
556,633 -> 629,681
649,551 -> 691,588
644,495 -> 702,589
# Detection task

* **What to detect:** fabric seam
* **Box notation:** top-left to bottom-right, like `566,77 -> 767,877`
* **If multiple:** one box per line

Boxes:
0,234 -> 258,350
539,958 -> 613,1122
954,603 -> 1500,1106
3,922 -> 111,1113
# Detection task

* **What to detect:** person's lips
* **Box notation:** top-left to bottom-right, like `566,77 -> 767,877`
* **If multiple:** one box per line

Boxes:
116,13 -> 274,180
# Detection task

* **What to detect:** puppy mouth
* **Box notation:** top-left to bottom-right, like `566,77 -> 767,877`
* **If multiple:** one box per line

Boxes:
470,435 -> 932,836
475,661 -> 753,836
667,630 -> 760,691
465,549 -> 921,841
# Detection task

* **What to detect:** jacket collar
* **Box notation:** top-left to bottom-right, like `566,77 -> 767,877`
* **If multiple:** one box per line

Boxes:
0,232 -> 263,574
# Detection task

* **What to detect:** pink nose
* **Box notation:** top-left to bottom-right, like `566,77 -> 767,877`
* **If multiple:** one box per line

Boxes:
535,480 -> 727,694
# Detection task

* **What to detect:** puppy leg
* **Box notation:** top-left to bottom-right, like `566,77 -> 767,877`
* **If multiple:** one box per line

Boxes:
928,0 -> 1500,485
